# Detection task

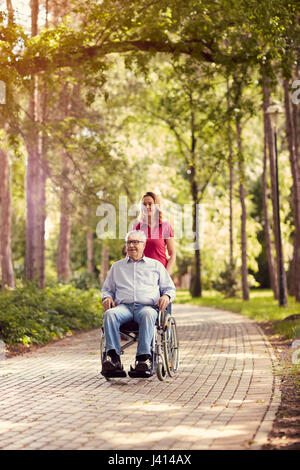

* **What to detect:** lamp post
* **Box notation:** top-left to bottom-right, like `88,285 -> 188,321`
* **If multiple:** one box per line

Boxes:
266,102 -> 287,307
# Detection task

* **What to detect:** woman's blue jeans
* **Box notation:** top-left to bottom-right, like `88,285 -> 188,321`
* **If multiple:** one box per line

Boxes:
103,303 -> 158,356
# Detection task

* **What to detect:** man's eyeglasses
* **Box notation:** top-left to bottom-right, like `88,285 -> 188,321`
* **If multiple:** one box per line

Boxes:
126,240 -> 145,246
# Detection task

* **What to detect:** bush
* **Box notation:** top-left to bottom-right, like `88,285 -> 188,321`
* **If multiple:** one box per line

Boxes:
69,272 -> 101,290
212,261 -> 240,298
0,283 -> 103,346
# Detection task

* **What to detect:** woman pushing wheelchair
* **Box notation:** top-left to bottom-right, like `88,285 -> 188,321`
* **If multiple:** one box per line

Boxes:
131,191 -> 176,275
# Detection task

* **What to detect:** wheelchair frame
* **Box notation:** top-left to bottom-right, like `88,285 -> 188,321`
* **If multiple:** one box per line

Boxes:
99,309 -> 179,381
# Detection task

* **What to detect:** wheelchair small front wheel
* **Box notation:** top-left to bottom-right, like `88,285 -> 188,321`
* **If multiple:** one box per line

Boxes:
156,355 -> 166,381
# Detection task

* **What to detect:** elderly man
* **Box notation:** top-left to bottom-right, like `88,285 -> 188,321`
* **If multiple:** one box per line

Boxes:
101,230 -> 176,378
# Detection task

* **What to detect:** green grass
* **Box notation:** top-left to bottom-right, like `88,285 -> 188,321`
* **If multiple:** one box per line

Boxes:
174,289 -> 300,340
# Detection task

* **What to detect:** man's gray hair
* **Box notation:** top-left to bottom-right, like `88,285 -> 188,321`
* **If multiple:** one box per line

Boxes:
125,230 -> 147,243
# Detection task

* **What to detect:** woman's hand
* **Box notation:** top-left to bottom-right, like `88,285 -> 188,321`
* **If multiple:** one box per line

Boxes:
102,297 -> 115,311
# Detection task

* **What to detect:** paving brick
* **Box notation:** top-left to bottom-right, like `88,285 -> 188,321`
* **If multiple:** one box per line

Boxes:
0,304 -> 279,450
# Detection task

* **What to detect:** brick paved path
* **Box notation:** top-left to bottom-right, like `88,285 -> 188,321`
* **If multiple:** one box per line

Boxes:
0,304 -> 280,450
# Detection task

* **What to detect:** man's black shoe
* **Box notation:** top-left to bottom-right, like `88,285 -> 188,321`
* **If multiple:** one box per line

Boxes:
101,356 -> 127,378
136,358 -> 152,373
128,357 -> 153,378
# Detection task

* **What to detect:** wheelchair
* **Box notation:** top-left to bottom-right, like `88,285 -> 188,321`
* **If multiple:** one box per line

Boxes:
99,309 -> 179,381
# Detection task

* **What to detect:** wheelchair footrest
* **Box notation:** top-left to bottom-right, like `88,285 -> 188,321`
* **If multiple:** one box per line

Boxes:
128,365 -> 153,378
101,369 -> 127,378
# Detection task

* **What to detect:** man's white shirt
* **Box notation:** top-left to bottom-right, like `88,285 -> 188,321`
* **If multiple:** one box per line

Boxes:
101,256 -> 176,306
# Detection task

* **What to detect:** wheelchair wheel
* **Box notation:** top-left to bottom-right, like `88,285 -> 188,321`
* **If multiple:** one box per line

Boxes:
163,316 -> 179,377
156,354 -> 167,381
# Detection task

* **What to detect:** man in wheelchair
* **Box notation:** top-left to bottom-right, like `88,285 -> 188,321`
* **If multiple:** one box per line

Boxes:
101,230 -> 176,378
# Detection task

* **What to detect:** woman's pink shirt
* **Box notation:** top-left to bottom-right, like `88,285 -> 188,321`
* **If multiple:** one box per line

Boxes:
132,221 -> 174,268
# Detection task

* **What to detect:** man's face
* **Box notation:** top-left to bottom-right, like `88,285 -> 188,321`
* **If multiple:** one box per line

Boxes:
126,234 -> 145,260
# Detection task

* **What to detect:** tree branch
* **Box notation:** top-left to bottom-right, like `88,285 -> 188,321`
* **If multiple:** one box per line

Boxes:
7,39 -> 217,76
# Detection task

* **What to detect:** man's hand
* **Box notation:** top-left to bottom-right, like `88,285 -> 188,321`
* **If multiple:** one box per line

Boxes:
102,297 -> 115,311
158,294 -> 170,312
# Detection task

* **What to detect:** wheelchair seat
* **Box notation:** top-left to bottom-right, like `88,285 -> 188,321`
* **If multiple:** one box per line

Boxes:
120,321 -> 139,334
120,312 -> 161,336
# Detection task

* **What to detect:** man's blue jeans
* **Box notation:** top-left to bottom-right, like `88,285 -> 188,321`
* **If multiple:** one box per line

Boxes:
103,303 -> 158,356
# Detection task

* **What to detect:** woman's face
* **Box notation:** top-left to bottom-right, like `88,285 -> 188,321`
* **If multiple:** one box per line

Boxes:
142,195 -> 157,219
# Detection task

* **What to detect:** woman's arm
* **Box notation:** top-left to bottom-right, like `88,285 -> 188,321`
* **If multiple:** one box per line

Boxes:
165,237 -> 176,275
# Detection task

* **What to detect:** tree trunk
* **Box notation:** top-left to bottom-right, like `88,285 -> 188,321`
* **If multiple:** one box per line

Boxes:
263,75 -> 288,305
25,0 -> 47,288
289,237 -> 298,296
189,99 -> 202,297
284,78 -> 300,302
0,4 -> 15,289
0,148 -> 15,289
25,129 -> 47,288
236,119 -> 249,301
262,75 -> 278,299
37,81 -> 48,289
86,230 -> 99,277
57,150 -> 72,282
100,245 -> 109,286
56,82 -> 72,282
190,178 -> 202,297
25,76 -> 40,283
291,79 -> 300,298
6,0 -> 14,22
226,77 -> 234,267
87,230 -> 94,274
229,142 -> 234,267
189,164 -> 202,297
190,203 -> 202,297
